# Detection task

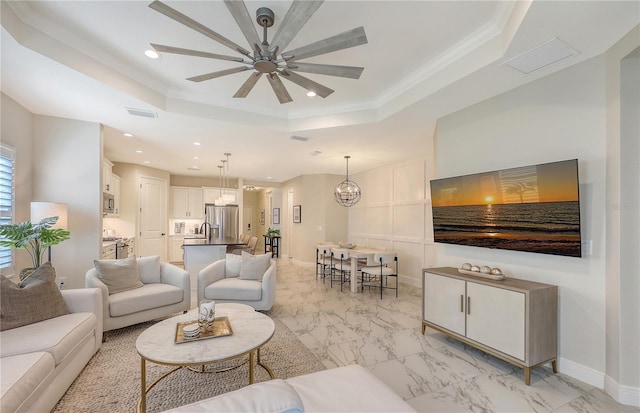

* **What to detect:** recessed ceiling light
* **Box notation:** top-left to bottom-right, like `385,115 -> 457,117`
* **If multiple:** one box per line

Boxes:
193,156 -> 200,160
143,161 -> 150,164
306,91 -> 317,97
188,166 -> 200,171
193,142 -> 201,146
267,176 -> 272,180
135,150 -> 143,154
123,133 -> 133,137
145,50 -> 159,59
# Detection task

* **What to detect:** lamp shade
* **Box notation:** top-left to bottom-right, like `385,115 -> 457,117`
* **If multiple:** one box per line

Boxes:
30,202 -> 68,230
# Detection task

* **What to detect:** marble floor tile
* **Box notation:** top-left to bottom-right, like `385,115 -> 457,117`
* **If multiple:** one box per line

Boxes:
268,259 -> 637,413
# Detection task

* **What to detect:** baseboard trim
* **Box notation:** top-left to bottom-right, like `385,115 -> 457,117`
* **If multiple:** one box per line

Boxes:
558,357 -> 604,388
559,358 -> 640,407
605,375 -> 640,407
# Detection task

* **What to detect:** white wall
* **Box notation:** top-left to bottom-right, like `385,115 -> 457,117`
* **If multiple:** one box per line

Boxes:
604,25 -> 640,404
282,174 -> 348,262
0,93 -> 34,275
434,50 -> 632,396
349,153 -> 435,287
618,51 -> 639,391
32,116 -> 102,289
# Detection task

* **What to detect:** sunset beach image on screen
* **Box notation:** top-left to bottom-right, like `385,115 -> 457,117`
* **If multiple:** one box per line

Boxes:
430,159 -> 581,257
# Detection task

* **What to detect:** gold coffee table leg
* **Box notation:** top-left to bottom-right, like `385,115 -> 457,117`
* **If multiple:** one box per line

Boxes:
140,358 -> 146,413
257,347 -> 275,379
249,351 -> 255,384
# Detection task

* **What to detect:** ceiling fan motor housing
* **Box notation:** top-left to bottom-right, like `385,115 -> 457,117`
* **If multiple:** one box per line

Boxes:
256,7 -> 274,27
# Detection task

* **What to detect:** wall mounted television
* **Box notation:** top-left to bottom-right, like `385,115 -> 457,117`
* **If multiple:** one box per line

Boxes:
430,159 -> 582,257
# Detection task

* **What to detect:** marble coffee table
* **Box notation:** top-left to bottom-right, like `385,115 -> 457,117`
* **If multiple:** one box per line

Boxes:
135,303 -> 275,412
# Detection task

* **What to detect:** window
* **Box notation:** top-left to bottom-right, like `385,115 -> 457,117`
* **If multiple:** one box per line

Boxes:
0,144 -> 15,274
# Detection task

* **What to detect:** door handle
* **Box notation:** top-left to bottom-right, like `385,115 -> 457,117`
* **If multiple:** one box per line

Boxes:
460,295 -> 464,312
467,296 -> 471,315
161,233 -> 166,236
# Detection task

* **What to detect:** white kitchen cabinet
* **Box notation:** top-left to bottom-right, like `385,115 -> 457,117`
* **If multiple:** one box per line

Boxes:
101,243 -> 116,259
170,237 -> 184,263
422,267 -> 557,385
102,159 -> 113,193
106,174 -> 121,217
170,187 -> 203,218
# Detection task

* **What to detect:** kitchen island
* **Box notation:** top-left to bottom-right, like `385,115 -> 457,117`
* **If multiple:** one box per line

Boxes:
183,237 -> 246,289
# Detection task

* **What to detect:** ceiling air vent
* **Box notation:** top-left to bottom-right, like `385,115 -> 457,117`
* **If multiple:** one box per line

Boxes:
290,135 -> 311,142
125,107 -> 158,118
504,38 -> 579,74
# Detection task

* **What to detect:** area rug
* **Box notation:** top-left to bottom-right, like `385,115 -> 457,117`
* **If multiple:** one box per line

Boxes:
53,317 -> 326,413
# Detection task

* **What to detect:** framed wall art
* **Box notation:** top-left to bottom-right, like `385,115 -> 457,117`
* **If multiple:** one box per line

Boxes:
273,208 -> 280,224
260,209 -> 265,225
293,205 -> 301,223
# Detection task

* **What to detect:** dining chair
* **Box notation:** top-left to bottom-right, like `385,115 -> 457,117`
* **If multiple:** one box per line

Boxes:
331,248 -> 356,292
316,244 -> 333,282
360,252 -> 398,298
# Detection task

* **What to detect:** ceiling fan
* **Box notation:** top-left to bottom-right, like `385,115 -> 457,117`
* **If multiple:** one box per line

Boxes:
148,0 -> 367,104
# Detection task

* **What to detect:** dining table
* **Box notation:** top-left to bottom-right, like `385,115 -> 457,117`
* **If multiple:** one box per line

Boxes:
322,244 -> 389,293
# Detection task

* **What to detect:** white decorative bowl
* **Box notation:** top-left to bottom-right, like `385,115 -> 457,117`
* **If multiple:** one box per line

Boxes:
470,265 -> 480,272
461,263 -> 472,270
480,266 -> 491,274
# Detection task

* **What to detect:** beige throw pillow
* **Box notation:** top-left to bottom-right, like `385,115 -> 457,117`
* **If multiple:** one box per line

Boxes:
239,251 -> 271,281
94,256 -> 144,295
0,262 -> 69,331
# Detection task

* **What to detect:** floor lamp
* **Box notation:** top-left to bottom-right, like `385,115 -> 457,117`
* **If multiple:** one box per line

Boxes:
30,202 -> 68,262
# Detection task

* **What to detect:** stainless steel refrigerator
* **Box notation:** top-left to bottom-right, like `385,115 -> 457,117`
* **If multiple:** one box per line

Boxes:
204,204 -> 239,241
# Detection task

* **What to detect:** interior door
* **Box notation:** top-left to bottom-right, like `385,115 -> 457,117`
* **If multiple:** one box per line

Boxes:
139,176 -> 167,260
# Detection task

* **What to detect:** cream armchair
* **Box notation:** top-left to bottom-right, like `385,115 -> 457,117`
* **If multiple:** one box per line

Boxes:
85,256 -> 190,332
198,253 -> 276,311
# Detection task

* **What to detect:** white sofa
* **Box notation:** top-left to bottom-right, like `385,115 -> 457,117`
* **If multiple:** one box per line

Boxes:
163,364 -> 416,412
0,288 -> 103,413
86,258 -> 190,332
198,256 -> 276,311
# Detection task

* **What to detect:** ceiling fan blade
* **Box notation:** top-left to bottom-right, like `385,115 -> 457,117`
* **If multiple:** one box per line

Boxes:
270,0 -> 324,53
149,1 -> 251,57
286,62 -> 364,79
233,72 -> 263,98
187,66 -> 250,83
280,70 -> 334,98
282,26 -> 368,62
151,44 -> 246,63
267,73 -> 293,104
223,0 -> 261,52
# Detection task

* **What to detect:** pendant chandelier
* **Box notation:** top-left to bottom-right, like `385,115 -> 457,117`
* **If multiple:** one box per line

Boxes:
334,155 -> 361,207
215,153 -> 235,205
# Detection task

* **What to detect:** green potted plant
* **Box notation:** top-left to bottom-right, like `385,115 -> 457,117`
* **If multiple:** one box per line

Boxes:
0,216 -> 70,284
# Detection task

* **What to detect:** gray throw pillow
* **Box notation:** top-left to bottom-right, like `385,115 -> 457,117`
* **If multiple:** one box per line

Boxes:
239,251 -> 271,281
225,253 -> 242,278
94,256 -> 144,295
0,262 -> 69,331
